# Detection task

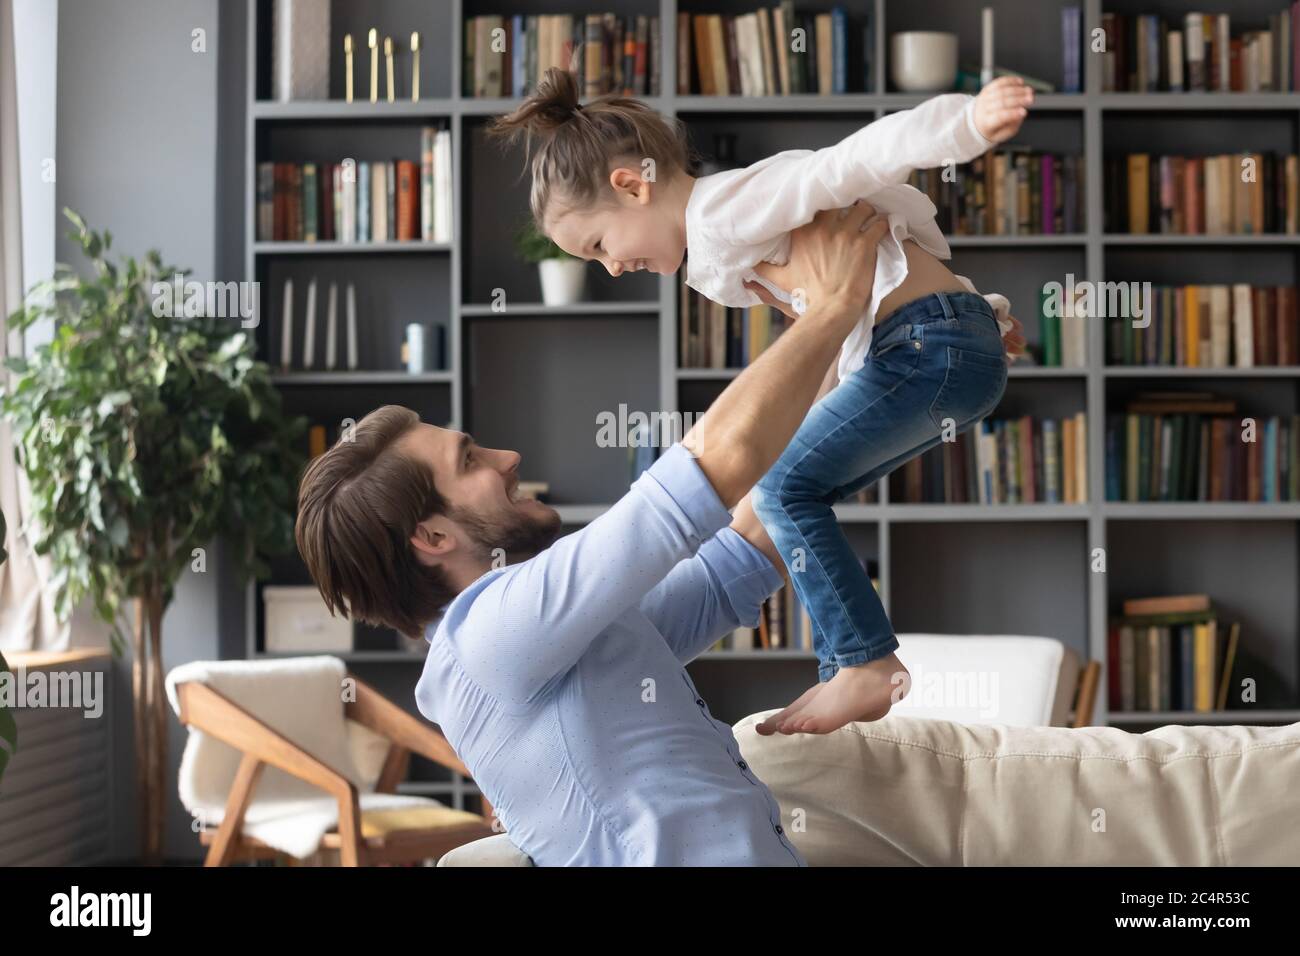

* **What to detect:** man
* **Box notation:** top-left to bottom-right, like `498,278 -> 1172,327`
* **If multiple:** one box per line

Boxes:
295,202 -> 1026,865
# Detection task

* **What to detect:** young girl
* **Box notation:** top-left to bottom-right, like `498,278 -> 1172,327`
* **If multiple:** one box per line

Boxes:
490,68 -> 1031,736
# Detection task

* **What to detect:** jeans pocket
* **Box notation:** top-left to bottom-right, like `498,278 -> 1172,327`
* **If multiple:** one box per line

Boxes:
927,346 -> 1008,429
869,322 -> 923,368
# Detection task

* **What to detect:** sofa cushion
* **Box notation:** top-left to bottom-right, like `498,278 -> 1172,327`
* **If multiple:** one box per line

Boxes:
735,711 -> 1300,865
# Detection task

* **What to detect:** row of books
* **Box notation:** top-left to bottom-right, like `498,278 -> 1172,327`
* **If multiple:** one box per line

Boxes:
678,276 -> 786,368
256,130 -> 452,244
710,567 -> 882,653
1107,594 -> 1240,713
1101,8 -> 1300,93
910,151 -> 1085,237
677,5 -> 870,96
893,414 -> 1090,505
464,13 -> 661,98
1106,284 -> 1300,368
1106,394 -> 1300,502
1104,152 -> 1300,235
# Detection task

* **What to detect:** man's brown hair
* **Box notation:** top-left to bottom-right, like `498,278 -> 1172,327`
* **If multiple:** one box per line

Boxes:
295,405 -> 454,638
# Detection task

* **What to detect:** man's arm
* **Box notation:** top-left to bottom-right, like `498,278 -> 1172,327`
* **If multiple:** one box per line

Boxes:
635,523 -> 784,664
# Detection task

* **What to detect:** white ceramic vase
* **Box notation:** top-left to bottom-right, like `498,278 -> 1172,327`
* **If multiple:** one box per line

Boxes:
539,258 -> 587,306
890,31 -> 959,92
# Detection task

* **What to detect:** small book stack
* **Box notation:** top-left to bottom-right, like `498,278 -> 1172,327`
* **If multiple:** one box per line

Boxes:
1107,284 -> 1300,367
465,12 -> 660,97
1106,391 -> 1300,502
677,3 -> 871,95
1107,594 -> 1240,714
893,413 -> 1090,505
257,127 -> 452,243
911,149 -> 1085,236
1101,9 -> 1300,92
678,273 -> 787,368
1105,152 -> 1300,235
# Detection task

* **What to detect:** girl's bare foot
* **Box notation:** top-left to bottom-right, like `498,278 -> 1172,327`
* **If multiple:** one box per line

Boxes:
781,654 -> 911,735
755,682 -> 824,736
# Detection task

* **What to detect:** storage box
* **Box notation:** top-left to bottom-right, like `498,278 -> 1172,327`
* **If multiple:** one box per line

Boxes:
264,586 -> 352,653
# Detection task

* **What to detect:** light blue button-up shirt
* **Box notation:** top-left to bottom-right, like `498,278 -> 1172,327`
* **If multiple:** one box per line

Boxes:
414,443 -> 805,866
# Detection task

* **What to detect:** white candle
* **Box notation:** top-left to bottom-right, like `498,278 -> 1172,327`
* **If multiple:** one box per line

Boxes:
346,282 -> 358,369
280,278 -> 294,370
302,277 -> 317,369
981,8 -> 994,87
325,281 -> 338,369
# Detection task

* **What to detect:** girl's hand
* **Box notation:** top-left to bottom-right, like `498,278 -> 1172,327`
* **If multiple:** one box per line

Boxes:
1002,314 -> 1028,363
973,76 -> 1034,145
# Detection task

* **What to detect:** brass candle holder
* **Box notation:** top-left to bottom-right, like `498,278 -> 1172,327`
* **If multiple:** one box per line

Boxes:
368,28 -> 378,103
384,36 -> 395,103
411,32 -> 421,102
344,34 -> 353,103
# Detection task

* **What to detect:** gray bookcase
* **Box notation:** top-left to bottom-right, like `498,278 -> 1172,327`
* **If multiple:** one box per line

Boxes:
243,0 -> 1300,808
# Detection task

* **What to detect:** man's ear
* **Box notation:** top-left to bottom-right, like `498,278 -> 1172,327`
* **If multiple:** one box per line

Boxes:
609,166 -> 650,205
410,516 -> 457,566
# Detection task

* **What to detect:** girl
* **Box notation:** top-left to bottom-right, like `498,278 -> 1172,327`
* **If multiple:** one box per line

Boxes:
490,68 -> 1030,736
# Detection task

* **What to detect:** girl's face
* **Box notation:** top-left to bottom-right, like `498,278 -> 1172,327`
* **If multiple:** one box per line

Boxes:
546,167 -> 688,277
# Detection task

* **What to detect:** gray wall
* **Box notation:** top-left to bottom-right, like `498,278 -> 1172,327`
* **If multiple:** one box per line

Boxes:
56,0 -> 246,863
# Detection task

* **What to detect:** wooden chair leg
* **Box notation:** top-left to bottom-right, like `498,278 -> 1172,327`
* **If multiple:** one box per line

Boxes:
1073,660 -> 1102,728
206,753 -> 266,867
336,788 -> 365,867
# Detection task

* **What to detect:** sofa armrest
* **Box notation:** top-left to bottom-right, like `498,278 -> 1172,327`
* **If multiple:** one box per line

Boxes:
437,833 -> 534,867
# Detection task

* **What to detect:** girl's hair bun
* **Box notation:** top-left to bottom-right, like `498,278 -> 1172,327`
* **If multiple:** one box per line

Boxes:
488,67 -> 582,147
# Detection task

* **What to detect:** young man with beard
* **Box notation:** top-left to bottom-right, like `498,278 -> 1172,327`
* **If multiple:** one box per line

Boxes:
294,203 -> 1020,864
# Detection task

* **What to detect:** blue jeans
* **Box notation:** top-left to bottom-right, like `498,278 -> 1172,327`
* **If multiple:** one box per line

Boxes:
752,291 -> 1008,682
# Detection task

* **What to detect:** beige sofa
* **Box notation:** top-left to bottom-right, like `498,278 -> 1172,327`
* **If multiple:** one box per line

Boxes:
437,636 -> 1300,866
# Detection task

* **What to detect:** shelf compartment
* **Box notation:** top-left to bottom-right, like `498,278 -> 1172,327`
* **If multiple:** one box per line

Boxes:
257,254 -> 450,373
1107,519 -> 1300,709
465,314 -> 659,504
889,519 -> 1091,659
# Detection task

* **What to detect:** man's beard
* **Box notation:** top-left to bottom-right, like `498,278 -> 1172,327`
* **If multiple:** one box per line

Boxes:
451,499 -> 562,564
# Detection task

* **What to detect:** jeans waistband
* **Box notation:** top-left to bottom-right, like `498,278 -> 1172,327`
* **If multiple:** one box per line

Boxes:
875,291 -> 994,335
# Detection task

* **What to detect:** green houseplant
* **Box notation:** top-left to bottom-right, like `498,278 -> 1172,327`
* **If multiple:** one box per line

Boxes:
0,210 -> 306,862
514,218 -> 586,307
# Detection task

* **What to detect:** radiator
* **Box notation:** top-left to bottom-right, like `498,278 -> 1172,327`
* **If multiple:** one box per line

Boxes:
0,650 -> 113,865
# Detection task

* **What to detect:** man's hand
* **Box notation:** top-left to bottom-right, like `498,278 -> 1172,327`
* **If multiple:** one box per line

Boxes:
973,76 -> 1034,145
742,201 -> 890,325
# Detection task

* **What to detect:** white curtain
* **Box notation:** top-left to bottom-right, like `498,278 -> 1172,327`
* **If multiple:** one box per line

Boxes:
0,0 -> 66,651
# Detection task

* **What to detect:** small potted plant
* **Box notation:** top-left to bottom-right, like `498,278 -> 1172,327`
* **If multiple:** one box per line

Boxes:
515,219 -> 586,306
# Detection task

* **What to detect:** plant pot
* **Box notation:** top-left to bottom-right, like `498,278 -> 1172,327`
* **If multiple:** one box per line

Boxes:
538,258 -> 587,306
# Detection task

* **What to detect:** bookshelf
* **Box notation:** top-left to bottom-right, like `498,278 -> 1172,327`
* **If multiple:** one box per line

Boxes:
243,0 -> 1300,814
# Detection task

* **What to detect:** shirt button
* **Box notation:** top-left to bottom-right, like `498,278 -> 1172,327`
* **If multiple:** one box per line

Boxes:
912,339 -> 922,349
774,824 -> 785,835
737,760 -> 748,771
696,698 -> 705,707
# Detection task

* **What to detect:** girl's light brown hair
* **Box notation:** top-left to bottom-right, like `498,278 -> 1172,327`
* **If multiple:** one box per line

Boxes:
487,66 -> 694,229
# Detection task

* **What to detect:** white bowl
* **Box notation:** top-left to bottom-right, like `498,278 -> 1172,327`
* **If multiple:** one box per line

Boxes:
890,32 -> 959,92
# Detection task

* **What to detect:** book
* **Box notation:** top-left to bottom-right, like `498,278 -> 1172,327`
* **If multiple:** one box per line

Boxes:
465,12 -> 660,96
